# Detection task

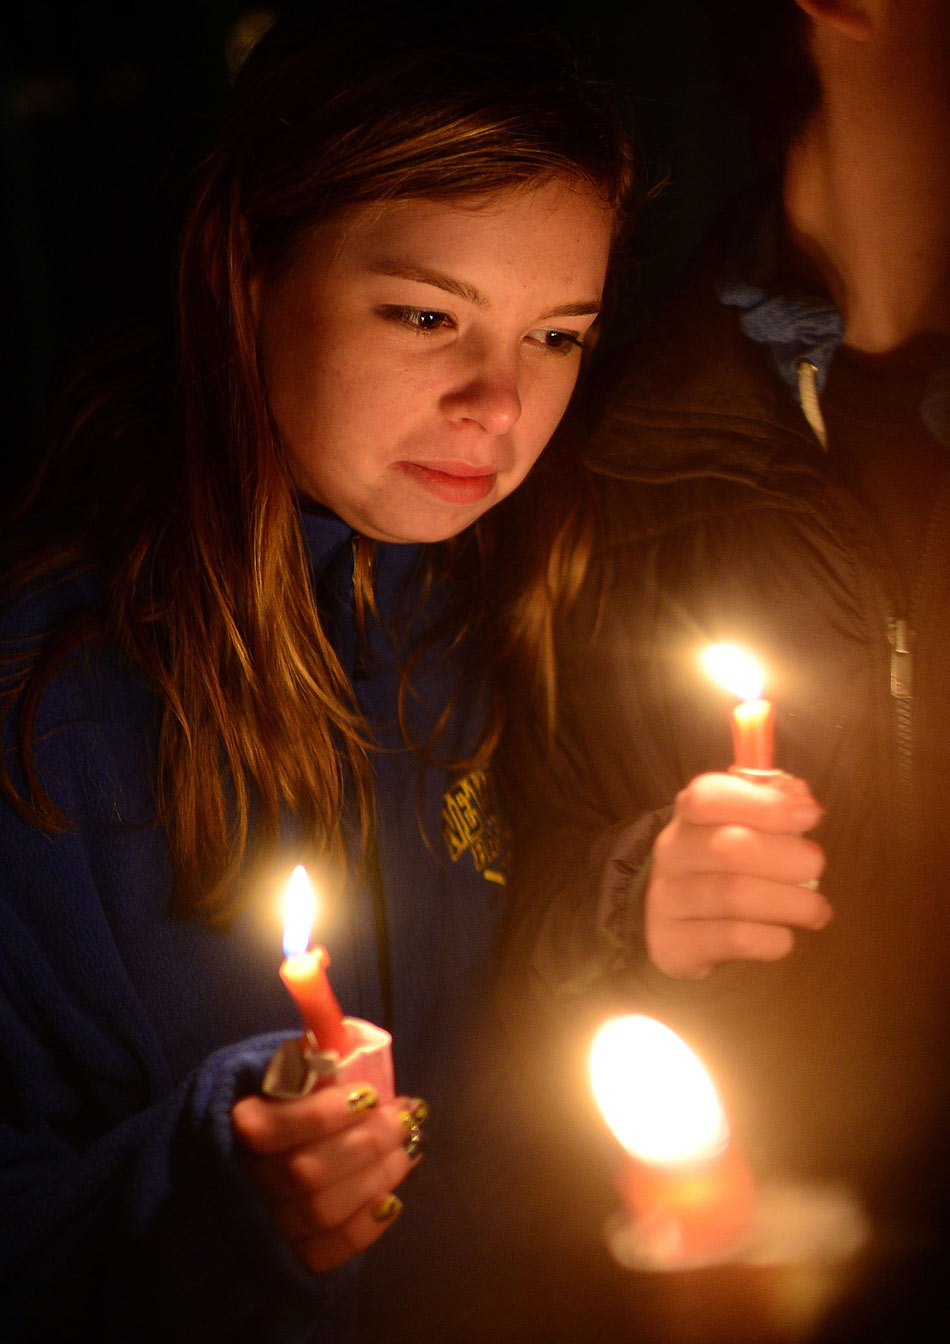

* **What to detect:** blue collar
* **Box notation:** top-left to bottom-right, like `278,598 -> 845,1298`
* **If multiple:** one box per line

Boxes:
716,195 -> 949,447
297,504 -> 427,615
298,506 -> 354,579
716,195 -> 844,397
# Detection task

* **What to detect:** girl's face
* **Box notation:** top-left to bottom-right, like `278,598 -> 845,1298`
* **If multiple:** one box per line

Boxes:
253,176 -> 612,543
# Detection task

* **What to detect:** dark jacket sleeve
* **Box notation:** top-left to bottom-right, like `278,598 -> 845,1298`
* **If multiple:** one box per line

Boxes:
0,601 -> 354,1343
501,804 -> 669,1017
496,595 -> 676,1030
0,834 -> 356,1344
496,520 -> 738,1032
0,1002 -> 352,1343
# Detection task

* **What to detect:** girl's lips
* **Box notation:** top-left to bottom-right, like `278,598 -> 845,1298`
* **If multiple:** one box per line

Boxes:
399,461 -> 497,504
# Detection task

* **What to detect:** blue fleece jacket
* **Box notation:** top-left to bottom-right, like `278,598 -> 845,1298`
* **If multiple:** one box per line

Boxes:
0,509 -> 508,1342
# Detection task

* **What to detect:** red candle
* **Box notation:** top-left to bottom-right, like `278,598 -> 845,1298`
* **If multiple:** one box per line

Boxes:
591,1014 -> 755,1267
731,697 -> 774,770
619,1136 -> 755,1264
702,643 -> 775,772
280,866 -> 350,1057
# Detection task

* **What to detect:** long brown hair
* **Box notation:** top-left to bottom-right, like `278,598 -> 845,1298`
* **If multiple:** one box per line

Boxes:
1,9 -> 636,922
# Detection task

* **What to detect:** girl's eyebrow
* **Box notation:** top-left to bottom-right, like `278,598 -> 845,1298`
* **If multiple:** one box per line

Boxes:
543,300 -> 602,318
368,260 -> 602,320
369,261 -> 485,306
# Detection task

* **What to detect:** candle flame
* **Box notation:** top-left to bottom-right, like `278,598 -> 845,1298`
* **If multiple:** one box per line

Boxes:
590,1015 -> 729,1166
282,865 -> 316,959
702,643 -> 764,703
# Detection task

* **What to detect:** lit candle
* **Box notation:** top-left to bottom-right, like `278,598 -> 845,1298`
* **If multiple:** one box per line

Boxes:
279,865 -> 350,1056
591,1014 -> 754,1267
702,643 -> 774,772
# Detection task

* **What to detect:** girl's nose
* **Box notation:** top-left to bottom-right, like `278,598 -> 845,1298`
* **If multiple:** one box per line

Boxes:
440,353 -> 522,436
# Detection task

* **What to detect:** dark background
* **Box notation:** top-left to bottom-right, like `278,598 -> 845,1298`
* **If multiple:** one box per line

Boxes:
4,10 -> 946,1340
0,0 -> 749,504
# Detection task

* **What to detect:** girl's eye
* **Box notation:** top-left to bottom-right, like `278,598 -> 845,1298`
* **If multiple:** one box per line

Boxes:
377,306 -> 455,334
528,328 -> 585,356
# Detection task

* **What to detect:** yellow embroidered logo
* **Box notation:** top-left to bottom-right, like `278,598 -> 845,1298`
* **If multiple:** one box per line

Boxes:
441,768 -> 509,886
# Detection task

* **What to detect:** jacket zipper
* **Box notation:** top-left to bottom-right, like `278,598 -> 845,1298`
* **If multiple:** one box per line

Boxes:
347,534 -> 393,1031
887,617 -> 914,828
368,834 -> 394,1036
885,477 -> 950,836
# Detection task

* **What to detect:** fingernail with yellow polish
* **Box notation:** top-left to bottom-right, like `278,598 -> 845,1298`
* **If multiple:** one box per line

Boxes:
399,1102 -> 426,1132
402,1121 -> 425,1159
407,1097 -> 429,1124
372,1194 -> 402,1223
347,1085 -> 379,1114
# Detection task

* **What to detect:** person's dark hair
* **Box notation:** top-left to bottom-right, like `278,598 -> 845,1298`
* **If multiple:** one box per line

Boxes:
1,8 -> 637,922
711,0 -> 822,169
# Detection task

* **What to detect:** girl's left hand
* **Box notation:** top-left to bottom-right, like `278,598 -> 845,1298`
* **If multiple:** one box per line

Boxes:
232,1083 -> 425,1273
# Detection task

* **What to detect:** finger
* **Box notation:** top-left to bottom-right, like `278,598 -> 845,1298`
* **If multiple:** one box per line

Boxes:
675,772 -> 823,833
232,1082 -> 381,1156
655,819 -> 825,886
649,872 -> 833,930
250,1100 -> 423,1201
272,1135 -> 415,1240
648,918 -> 798,980
292,1192 -> 404,1275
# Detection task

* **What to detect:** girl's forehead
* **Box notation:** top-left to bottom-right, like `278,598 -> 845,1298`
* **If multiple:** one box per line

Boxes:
315,179 -> 611,254
286,182 -> 611,292
346,175 -> 605,223
257,179 -> 611,322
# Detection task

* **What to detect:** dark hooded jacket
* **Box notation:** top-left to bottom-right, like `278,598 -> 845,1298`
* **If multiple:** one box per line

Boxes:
502,251 -> 950,1243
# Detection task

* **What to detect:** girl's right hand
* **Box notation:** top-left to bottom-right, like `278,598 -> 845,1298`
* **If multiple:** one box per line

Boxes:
232,1084 -> 426,1273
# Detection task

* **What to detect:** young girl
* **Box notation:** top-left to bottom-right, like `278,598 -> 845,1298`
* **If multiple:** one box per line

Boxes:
0,9 -> 634,1343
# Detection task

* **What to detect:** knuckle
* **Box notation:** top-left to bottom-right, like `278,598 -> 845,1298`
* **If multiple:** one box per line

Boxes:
339,1222 -> 366,1258
645,874 -> 675,922
652,825 -> 678,869
708,824 -> 747,869
286,1149 -> 322,1193
301,1235 -> 344,1274
726,924 -> 759,959
306,1188 -> 339,1231
729,923 -> 793,961
674,782 -> 703,823
791,857 -> 823,888
804,896 -> 830,927
644,918 -> 673,964
647,931 -> 695,980
716,872 -> 749,916
677,957 -> 713,981
360,1123 -> 391,1165
807,841 -> 826,877
231,1102 -> 267,1150
771,927 -> 796,958
672,784 -> 692,815
680,774 -> 715,811
381,1149 -> 410,1189
643,926 -> 663,965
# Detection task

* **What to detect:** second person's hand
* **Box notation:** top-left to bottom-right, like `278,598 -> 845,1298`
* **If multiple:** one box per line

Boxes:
645,772 -> 830,979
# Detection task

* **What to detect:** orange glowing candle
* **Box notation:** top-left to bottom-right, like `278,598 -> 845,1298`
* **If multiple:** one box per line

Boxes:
702,643 -> 774,772
591,1014 -> 755,1267
279,866 -> 350,1057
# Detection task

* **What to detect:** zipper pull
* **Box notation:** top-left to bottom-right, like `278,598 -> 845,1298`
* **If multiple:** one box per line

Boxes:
888,618 -> 914,699
796,357 -> 829,450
